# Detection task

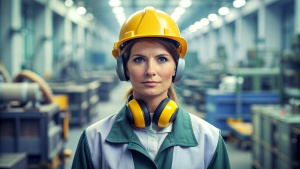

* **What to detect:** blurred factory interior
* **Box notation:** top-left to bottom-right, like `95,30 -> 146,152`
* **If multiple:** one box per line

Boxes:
0,0 -> 300,168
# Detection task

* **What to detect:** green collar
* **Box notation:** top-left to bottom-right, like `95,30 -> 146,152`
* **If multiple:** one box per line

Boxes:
105,105 -> 198,147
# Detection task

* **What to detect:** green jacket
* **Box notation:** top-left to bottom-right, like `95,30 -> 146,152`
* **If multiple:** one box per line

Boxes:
72,105 -> 231,169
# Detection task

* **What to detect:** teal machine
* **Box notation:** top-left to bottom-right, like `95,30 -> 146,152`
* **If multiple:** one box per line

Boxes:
250,34 -> 300,169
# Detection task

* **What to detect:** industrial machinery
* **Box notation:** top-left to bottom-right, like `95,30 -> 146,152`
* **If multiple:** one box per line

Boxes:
250,33 -> 300,169
280,34 -> 300,107
0,69 -> 69,169
251,105 -> 300,169
0,153 -> 27,169
205,88 -> 279,136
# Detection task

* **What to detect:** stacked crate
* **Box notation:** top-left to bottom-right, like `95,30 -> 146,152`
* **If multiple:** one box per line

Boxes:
75,80 -> 100,122
88,70 -> 120,102
86,80 -> 100,121
251,105 -> 300,169
97,76 -> 115,101
50,83 -> 89,127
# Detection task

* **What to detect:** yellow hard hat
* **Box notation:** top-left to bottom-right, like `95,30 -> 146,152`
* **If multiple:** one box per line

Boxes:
112,6 -> 187,59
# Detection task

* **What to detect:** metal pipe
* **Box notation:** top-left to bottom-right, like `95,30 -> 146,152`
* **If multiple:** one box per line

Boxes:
0,83 -> 42,102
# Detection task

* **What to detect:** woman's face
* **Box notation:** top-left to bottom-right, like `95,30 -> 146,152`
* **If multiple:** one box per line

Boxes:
126,39 -> 176,100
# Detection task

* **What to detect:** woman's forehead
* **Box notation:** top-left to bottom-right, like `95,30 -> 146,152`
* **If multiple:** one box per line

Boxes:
131,39 -> 167,50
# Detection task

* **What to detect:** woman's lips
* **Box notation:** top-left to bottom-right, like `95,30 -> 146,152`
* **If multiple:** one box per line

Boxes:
142,81 -> 159,87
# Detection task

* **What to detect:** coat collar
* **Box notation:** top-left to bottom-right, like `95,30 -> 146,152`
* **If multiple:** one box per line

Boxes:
105,105 -> 198,147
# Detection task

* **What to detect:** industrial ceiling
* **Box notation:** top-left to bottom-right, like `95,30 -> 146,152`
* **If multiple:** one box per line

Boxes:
68,0 -> 236,35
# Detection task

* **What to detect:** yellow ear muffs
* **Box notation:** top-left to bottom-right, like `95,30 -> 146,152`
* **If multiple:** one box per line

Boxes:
126,99 -> 151,128
126,95 -> 178,128
152,98 -> 178,128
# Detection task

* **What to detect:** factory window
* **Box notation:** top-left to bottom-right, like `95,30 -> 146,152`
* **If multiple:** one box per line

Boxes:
72,22 -> 78,61
22,1 -> 34,69
52,13 -> 65,76
53,13 -> 62,64
282,1 -> 295,50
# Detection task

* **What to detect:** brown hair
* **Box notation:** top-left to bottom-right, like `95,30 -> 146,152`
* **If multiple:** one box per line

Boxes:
122,37 -> 180,103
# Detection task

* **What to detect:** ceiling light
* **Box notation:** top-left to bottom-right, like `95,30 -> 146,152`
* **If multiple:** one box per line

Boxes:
218,7 -> 230,15
233,0 -> 246,8
194,21 -> 202,29
118,17 -> 125,25
115,12 -> 126,25
182,29 -> 189,36
171,13 -> 180,22
189,25 -> 197,32
112,7 -> 124,15
175,7 -> 185,15
77,7 -> 86,15
65,0 -> 73,7
208,14 -> 218,22
179,0 -> 192,8
116,14 -> 126,21
118,19 -> 125,25
109,0 -> 121,7
200,18 -> 209,26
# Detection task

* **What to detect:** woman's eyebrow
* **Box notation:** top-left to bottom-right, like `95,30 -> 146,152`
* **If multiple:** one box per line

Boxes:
130,53 -> 171,58
156,54 -> 171,57
130,54 -> 145,58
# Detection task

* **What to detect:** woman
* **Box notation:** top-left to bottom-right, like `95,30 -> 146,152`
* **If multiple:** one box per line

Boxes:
72,6 -> 231,169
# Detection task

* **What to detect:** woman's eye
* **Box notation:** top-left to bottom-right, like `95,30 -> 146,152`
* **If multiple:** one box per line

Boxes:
133,57 -> 144,63
158,57 -> 167,62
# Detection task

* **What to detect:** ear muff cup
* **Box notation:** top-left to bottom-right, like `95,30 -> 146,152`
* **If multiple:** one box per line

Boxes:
173,57 -> 185,82
152,98 -> 178,128
116,55 -> 128,81
126,99 -> 151,128
126,97 -> 178,128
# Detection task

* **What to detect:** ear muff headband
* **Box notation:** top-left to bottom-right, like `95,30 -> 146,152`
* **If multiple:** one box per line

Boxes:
154,99 -> 178,128
128,99 -> 149,128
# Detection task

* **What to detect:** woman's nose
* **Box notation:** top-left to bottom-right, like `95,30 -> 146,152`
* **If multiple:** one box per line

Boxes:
145,60 -> 156,76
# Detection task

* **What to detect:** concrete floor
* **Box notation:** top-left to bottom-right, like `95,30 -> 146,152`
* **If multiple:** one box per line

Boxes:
65,82 -> 252,169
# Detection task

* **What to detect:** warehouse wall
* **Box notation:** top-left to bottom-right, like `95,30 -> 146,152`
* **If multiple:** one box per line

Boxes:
0,0 -> 23,78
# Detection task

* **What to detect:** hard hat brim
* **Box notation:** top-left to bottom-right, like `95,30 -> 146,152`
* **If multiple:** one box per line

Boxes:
112,35 -> 187,59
